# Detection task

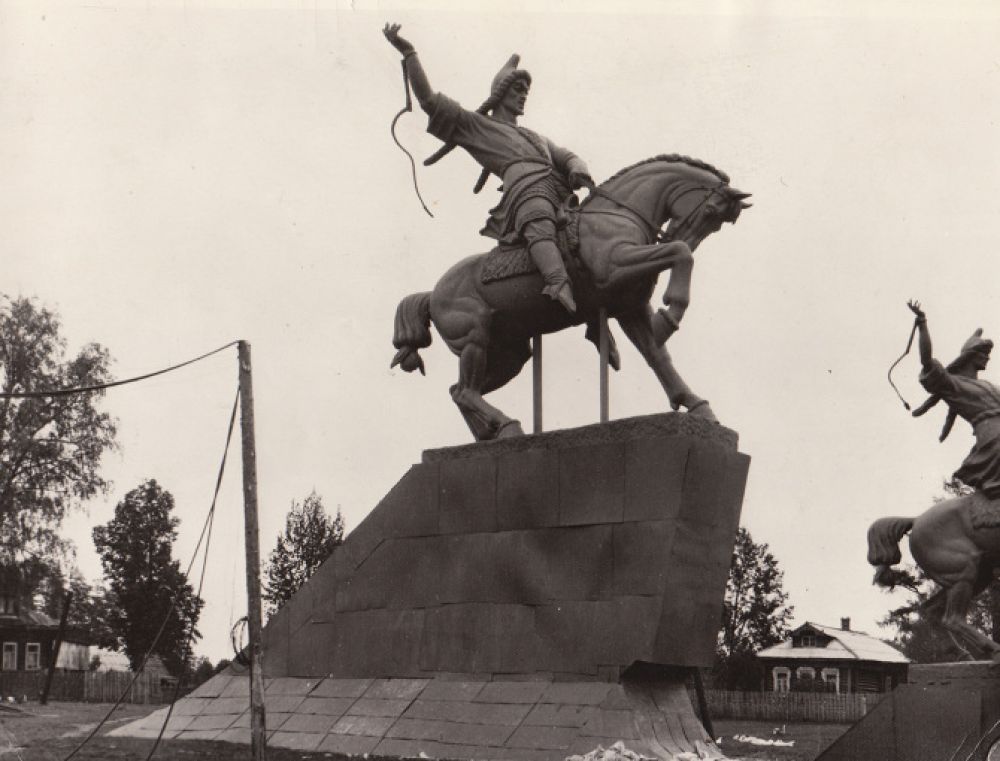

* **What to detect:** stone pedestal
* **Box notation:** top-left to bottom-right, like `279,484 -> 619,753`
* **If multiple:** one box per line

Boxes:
818,662 -> 1000,761
117,413 -> 750,759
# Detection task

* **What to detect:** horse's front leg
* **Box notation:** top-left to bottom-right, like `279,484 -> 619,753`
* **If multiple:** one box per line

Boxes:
600,239 -> 694,346
616,303 -> 716,422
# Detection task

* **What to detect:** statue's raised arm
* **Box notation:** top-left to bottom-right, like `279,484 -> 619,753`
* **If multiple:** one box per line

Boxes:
383,23 -> 434,111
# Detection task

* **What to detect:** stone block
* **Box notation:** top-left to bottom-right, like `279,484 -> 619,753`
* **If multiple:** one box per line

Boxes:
298,696 -> 355,716
186,713 -> 237,731
439,455 -> 497,534
386,717 -> 515,746
277,712 -> 339,734
613,521 -> 677,596
266,677 -> 320,695
319,733 -> 382,755
262,604 -> 290,677
172,697 -> 213,716
540,682 -> 613,706
403,699 -> 531,726
269,731 -> 325,751
522,703 -> 596,728
220,678 -> 250,698
506,724 -> 579,750
581,709 -> 640,740
559,442 -> 625,526
331,714 -> 396,737
264,695 -> 306,714
624,436 -> 690,522
535,598 -> 660,672
497,447 -> 560,530
295,610 -> 426,677
202,697 -> 248,716
163,715 -> 196,732
311,677 -> 373,698
475,681 -> 549,704
418,680 -> 487,702
266,713 -> 293,731
363,678 -> 430,700
420,604 -> 537,674
380,463 -> 441,539
346,698 -> 413,718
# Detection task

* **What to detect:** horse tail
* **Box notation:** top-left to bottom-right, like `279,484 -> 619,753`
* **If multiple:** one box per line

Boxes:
391,292 -> 433,375
867,516 -> 915,588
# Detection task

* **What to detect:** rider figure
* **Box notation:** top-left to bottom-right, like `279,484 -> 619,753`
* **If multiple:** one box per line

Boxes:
908,300 -> 1000,498
383,23 -> 593,314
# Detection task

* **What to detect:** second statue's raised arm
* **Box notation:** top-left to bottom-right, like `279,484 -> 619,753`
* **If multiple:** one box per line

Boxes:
383,23 -> 434,112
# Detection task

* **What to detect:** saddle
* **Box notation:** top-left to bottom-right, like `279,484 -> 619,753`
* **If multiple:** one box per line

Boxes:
481,203 -> 581,285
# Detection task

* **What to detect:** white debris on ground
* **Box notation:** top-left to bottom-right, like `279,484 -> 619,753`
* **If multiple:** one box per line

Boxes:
565,739 -> 720,761
731,733 -> 795,747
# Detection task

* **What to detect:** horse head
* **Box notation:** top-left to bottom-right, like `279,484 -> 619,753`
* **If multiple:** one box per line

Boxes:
661,182 -> 752,251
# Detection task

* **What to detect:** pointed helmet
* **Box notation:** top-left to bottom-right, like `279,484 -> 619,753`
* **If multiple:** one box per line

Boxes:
477,54 -> 532,114
946,328 -> 993,372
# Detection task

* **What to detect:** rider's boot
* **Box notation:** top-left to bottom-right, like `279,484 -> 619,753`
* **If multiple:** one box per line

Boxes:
528,239 -> 576,314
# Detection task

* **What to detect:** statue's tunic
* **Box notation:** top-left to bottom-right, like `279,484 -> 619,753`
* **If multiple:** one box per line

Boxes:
426,93 -> 587,245
921,359 -> 1000,497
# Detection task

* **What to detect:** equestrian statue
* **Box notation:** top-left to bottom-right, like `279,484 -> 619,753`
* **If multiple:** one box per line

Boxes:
384,24 -> 751,441
869,301 -> 1000,659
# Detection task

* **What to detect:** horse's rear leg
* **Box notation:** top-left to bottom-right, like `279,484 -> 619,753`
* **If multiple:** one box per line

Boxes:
941,578 -> 1000,660
450,344 -> 524,441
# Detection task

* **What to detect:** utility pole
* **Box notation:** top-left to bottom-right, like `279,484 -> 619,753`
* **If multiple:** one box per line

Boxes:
238,341 -> 267,760
40,591 -> 73,705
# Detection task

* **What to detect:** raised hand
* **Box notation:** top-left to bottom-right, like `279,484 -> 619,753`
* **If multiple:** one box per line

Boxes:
907,300 -> 925,321
383,23 -> 414,55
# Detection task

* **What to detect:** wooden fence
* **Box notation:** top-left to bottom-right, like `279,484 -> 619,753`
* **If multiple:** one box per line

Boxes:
696,689 -> 886,724
0,670 -> 171,704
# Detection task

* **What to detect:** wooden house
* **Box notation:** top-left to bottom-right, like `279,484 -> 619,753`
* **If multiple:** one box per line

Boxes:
756,618 -> 909,694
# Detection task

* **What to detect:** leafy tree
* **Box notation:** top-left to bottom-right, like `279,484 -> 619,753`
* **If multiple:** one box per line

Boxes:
0,295 -> 117,566
714,527 -> 794,690
92,479 -> 203,677
264,491 -> 344,616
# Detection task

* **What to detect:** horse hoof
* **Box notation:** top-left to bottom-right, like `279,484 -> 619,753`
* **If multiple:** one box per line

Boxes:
495,420 -> 525,439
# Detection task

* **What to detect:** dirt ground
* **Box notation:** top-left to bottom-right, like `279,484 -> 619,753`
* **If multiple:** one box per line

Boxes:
1,702 -> 850,761
0,702 -> 347,761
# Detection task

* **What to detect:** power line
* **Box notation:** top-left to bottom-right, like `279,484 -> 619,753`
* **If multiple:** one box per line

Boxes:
0,341 -> 239,399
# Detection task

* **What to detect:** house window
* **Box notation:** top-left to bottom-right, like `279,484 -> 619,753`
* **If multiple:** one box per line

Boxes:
800,633 -> 817,648
821,668 -> 840,693
796,666 -> 816,680
2,642 -> 16,671
25,643 -> 40,671
0,596 -> 15,615
773,667 -> 790,693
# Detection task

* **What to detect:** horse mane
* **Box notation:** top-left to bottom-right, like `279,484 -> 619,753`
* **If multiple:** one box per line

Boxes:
598,154 -> 730,189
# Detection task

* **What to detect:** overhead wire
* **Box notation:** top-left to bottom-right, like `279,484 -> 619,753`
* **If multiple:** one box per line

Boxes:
0,341 -> 239,399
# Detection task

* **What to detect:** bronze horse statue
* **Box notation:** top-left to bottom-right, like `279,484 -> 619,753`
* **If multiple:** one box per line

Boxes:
868,494 -> 1000,660
391,154 -> 751,441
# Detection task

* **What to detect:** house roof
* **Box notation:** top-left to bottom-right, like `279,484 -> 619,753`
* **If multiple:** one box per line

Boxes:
757,621 -> 910,664
0,609 -> 92,644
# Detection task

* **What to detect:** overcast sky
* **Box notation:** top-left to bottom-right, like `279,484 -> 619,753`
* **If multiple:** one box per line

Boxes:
4,0 -> 1000,663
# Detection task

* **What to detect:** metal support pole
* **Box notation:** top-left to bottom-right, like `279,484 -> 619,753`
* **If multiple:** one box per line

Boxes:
598,309 -> 610,423
532,334 -> 543,433
40,591 -> 72,705
238,341 -> 267,760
